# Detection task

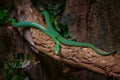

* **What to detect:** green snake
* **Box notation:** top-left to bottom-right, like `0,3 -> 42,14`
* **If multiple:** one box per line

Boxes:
12,10 -> 116,56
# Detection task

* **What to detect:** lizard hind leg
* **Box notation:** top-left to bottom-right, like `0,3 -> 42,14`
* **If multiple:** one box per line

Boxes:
51,36 -> 60,54
55,40 -> 60,54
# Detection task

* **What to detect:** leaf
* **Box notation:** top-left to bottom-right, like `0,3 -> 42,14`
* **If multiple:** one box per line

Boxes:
0,9 -> 6,19
22,60 -> 30,68
25,53 -> 31,60
12,75 -> 24,80
17,53 -> 24,59
0,8 -> 9,25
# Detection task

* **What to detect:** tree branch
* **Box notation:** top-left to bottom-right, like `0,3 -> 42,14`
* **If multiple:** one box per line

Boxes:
12,0 -> 120,79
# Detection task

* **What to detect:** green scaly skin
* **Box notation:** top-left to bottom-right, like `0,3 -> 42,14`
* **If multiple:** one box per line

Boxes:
12,10 -> 116,56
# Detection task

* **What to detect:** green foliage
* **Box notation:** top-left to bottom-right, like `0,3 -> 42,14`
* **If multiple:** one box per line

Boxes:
32,0 -> 70,38
46,0 -> 65,17
0,8 -> 10,25
46,0 -> 71,39
0,6 -> 16,26
0,53 -> 31,80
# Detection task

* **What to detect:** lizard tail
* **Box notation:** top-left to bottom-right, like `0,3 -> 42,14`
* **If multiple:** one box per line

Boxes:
57,36 -> 116,56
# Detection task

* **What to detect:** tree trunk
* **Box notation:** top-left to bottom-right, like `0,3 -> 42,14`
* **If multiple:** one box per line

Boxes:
1,0 -> 120,80
62,0 -> 116,51
62,0 -> 120,79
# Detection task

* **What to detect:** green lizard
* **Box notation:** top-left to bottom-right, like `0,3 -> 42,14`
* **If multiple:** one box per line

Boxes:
12,10 -> 116,56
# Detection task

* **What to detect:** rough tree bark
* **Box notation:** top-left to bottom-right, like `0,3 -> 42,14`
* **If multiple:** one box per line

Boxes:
61,0 -> 120,79
1,0 -> 120,79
